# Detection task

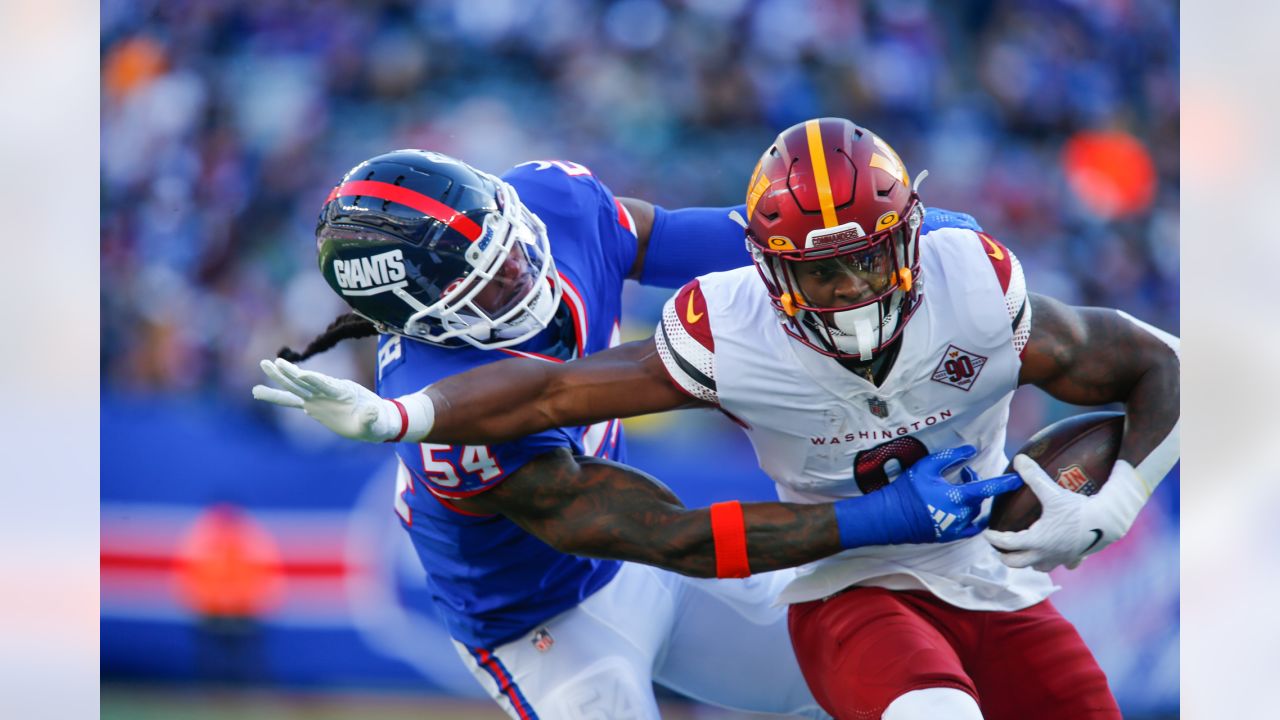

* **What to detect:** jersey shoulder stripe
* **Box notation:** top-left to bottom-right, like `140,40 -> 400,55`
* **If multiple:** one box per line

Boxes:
655,279 -> 718,404
614,198 -> 637,238
976,231 -> 1031,356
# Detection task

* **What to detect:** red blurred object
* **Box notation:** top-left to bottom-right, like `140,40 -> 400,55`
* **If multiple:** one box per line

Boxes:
103,36 -> 168,99
1061,131 -> 1157,219
175,504 -> 284,617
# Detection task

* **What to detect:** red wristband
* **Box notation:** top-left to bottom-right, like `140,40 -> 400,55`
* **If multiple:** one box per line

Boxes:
387,399 -> 409,442
710,501 -> 751,579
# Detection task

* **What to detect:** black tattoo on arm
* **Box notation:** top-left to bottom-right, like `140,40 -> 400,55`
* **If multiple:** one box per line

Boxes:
1019,293 -> 1179,465
454,449 -> 843,578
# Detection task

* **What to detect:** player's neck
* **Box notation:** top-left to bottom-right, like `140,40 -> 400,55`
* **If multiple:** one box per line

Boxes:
523,302 -> 578,361
836,338 -> 902,387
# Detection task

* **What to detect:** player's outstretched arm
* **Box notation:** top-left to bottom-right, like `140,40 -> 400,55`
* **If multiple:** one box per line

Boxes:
253,339 -> 693,445
456,446 -> 1022,579
422,338 -> 694,445
986,293 -> 1180,571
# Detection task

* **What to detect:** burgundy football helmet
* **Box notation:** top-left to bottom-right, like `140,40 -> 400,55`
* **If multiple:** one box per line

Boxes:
743,118 -> 926,361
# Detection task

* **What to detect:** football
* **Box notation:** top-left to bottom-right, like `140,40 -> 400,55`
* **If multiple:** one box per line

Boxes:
987,411 -> 1125,532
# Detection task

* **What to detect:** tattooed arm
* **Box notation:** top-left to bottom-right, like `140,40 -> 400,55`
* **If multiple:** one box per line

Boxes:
451,448 -> 842,578
1017,293 -> 1180,465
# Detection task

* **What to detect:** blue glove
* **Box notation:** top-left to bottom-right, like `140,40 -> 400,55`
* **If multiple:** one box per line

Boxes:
833,445 -> 1023,548
922,207 -> 984,235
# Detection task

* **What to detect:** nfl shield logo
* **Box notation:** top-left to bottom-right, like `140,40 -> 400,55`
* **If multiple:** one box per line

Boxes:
867,398 -> 889,418
1055,465 -> 1099,495
532,628 -> 554,653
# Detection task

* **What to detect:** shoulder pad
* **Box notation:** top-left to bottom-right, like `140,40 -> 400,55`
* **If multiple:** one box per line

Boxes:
654,279 -> 718,404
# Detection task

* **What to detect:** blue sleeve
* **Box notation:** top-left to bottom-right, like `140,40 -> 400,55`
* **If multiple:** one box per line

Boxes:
637,204 -> 753,288
922,207 -> 984,235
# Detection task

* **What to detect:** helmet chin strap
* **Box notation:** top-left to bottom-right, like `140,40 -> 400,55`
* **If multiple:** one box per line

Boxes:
831,310 -> 877,361
831,302 -> 899,362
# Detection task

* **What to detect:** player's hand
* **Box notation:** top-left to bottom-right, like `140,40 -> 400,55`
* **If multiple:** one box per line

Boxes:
252,358 -> 401,443
834,445 -> 1023,548
895,445 -> 1024,542
983,454 -> 1139,572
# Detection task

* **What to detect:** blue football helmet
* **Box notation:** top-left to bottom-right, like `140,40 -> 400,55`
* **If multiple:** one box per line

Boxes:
315,149 -> 561,350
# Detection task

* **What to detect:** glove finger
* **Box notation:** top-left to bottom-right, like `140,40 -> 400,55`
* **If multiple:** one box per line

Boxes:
994,548 -> 1040,569
294,371 -> 345,399
954,515 -> 989,539
963,472 -> 1024,499
1066,555 -> 1086,571
272,358 -> 319,390
982,527 -> 1035,552
1032,559 -> 1061,573
273,359 -> 346,400
260,359 -> 313,399
920,444 -> 977,474
1011,454 -> 1058,501
252,385 -> 306,408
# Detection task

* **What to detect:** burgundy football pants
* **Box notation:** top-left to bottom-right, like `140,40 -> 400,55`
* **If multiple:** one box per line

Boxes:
788,587 -> 1121,720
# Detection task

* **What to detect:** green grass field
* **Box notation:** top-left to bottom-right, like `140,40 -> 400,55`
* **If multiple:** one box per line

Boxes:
101,684 -> 762,719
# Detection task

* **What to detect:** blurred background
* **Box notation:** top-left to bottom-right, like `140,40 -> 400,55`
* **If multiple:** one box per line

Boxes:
100,0 -> 1179,718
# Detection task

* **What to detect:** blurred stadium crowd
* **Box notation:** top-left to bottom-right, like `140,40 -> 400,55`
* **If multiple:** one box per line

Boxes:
101,0 -> 1179,405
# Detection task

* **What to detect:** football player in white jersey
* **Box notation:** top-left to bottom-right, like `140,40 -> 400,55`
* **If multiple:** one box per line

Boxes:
255,146 -> 1037,720
260,120 -> 1179,720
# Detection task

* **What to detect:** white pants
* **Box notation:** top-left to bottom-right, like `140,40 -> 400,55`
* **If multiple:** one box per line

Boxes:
453,562 -> 829,719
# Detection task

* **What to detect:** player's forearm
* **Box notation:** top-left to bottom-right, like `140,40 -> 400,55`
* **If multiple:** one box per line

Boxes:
525,457 -> 843,578
1117,348 -> 1179,468
421,360 -> 565,444
421,339 -> 693,444
1114,312 -> 1180,470
565,502 -> 843,579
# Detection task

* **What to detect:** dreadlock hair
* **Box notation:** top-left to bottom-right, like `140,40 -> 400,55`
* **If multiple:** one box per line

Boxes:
277,312 -> 380,362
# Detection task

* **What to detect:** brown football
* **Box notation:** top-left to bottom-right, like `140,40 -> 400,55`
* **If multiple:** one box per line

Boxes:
988,411 -> 1125,532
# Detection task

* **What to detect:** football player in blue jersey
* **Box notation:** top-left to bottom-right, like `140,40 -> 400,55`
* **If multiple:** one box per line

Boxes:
255,149 -> 1019,719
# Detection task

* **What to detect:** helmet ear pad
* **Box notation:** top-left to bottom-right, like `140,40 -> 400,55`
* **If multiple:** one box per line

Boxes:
315,150 -> 561,350
744,118 -> 924,360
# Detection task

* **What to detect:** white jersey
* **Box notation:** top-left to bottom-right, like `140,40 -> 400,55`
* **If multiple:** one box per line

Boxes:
654,226 -> 1054,610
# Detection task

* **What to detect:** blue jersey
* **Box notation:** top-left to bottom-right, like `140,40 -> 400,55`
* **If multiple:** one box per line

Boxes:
376,160 -> 733,649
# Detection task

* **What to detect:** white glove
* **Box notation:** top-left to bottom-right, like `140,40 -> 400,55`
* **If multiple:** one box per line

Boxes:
252,358 -> 433,443
983,454 -> 1149,573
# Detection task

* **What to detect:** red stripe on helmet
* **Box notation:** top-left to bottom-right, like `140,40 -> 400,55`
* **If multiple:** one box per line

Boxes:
328,180 -> 484,242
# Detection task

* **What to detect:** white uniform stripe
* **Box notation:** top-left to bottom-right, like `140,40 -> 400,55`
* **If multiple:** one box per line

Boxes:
558,272 -> 589,358
1006,251 -> 1031,355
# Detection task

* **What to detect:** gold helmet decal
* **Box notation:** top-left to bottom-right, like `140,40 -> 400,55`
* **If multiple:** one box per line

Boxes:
876,211 -> 899,231
767,236 -> 797,251
746,159 -> 770,221
869,133 -> 910,187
